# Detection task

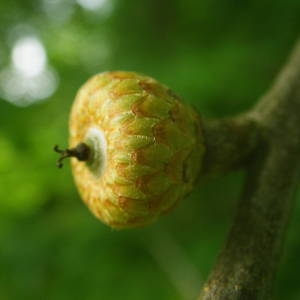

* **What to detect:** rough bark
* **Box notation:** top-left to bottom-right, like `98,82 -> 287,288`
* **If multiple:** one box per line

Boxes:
201,115 -> 260,176
199,40 -> 300,299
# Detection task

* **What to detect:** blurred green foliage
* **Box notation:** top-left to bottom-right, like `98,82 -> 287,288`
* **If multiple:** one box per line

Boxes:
0,0 -> 300,299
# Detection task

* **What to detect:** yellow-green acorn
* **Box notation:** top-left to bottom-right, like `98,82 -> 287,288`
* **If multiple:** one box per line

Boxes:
65,71 -> 205,229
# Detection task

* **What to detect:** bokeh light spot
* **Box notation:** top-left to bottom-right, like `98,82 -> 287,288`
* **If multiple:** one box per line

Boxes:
0,35 -> 59,106
12,36 -> 47,78
0,67 -> 59,106
76,0 -> 107,10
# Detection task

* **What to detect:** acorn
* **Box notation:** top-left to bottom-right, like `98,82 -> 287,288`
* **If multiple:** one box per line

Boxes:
55,71 -> 205,229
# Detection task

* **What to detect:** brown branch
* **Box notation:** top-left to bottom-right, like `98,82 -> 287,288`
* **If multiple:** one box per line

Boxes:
201,115 -> 260,177
199,40 -> 300,299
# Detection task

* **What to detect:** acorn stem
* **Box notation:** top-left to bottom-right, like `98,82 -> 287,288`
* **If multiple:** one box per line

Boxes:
54,143 -> 91,168
201,114 -> 260,176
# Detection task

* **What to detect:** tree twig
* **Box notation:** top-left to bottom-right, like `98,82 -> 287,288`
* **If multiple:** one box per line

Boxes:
201,115 -> 260,177
199,40 -> 300,300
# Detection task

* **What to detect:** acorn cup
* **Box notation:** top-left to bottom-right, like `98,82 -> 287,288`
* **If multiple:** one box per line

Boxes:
57,71 -> 205,229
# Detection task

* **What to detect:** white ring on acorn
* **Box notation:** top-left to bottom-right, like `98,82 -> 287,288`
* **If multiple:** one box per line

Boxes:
84,127 -> 107,178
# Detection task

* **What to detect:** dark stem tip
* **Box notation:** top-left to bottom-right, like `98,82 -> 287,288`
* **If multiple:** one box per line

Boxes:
53,143 -> 91,169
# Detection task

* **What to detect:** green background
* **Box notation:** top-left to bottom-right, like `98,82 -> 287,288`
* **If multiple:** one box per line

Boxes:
0,0 -> 300,299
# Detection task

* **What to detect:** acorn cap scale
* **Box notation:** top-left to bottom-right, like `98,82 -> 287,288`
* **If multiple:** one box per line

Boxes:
69,71 -> 205,229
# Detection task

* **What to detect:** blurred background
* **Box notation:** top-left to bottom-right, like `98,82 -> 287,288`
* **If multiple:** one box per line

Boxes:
1,0 -> 300,299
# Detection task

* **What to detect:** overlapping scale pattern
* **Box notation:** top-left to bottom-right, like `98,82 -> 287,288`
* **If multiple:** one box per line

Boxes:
69,71 -> 205,229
